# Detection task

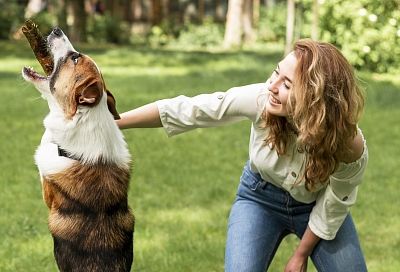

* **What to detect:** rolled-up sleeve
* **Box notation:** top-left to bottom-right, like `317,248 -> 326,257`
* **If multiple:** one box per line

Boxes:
309,142 -> 368,240
155,83 -> 266,137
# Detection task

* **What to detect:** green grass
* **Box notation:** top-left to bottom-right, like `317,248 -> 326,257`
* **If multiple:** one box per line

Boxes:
0,40 -> 399,271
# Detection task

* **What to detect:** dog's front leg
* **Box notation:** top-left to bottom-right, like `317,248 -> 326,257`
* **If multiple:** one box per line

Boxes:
42,178 -> 54,209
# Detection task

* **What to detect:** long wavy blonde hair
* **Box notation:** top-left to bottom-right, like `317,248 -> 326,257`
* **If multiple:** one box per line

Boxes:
262,39 -> 365,190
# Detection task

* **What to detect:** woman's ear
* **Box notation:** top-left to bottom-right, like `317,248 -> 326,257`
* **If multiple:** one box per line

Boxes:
105,89 -> 121,120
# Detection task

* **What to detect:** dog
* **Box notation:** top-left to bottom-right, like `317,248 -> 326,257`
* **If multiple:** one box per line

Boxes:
22,27 -> 134,271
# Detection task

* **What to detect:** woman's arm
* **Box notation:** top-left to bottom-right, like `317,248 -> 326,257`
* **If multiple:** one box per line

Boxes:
285,226 -> 320,272
117,84 -> 265,135
116,102 -> 162,129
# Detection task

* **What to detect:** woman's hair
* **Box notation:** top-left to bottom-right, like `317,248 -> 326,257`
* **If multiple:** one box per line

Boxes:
262,39 -> 365,190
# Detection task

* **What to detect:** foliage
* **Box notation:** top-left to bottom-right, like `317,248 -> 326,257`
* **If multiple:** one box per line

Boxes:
171,19 -> 225,49
148,25 -> 171,47
319,0 -> 400,73
29,11 -> 57,36
258,2 -> 287,43
257,0 -> 400,72
0,0 -> 25,40
86,13 -> 131,44
148,18 -> 225,50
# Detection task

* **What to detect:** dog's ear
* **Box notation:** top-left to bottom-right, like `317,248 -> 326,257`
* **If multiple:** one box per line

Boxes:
105,89 -> 121,120
78,81 -> 103,105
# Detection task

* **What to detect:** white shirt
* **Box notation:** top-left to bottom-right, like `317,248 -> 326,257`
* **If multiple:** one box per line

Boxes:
156,82 -> 368,240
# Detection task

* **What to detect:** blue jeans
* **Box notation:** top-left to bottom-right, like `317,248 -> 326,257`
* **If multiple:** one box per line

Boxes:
225,162 -> 367,272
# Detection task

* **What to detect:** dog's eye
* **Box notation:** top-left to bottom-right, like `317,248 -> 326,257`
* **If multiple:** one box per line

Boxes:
71,53 -> 81,65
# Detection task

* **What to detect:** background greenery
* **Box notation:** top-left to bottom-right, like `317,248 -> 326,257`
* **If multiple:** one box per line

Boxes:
0,40 -> 399,271
1,0 -> 399,73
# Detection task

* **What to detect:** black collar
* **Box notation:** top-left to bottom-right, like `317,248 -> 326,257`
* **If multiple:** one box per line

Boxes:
57,145 -> 81,161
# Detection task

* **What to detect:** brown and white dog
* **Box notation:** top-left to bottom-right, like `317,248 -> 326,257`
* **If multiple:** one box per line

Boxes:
22,27 -> 134,271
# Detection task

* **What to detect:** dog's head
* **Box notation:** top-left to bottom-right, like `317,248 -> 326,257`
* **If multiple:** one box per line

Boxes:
22,27 -> 120,120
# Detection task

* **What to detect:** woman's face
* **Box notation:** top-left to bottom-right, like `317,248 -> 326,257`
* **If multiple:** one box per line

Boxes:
265,52 -> 297,117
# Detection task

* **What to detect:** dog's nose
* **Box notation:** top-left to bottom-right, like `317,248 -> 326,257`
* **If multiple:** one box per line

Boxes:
52,27 -> 63,37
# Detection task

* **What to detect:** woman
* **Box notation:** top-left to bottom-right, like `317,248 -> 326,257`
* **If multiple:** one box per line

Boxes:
117,39 -> 368,272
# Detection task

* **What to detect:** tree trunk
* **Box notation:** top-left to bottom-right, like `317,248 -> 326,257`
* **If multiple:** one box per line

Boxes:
294,2 -> 302,41
242,0 -> 255,43
284,0 -> 295,55
223,0 -> 244,48
25,0 -> 45,18
131,0 -> 144,21
311,0 -> 319,40
56,0 -> 68,33
265,0 -> 276,8
253,0 -> 260,27
68,0 -> 87,42
150,0 -> 162,25
162,0 -> 169,18
198,0 -> 205,23
105,0 -> 123,18
124,0 -> 134,22
215,0 -> 225,22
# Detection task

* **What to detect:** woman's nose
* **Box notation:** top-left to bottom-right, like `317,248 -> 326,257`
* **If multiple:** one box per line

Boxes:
268,79 -> 279,93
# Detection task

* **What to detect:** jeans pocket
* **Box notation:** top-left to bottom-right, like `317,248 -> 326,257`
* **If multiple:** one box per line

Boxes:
240,169 -> 261,191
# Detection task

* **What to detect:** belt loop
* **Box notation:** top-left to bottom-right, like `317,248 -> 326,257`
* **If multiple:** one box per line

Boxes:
260,180 -> 268,190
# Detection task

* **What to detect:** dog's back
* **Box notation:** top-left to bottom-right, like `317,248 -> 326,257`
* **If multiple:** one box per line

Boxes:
44,162 -> 134,272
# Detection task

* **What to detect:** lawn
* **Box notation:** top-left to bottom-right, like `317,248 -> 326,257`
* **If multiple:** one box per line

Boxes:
0,40 -> 399,271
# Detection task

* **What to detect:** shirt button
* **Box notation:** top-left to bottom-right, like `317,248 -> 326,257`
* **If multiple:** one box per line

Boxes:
217,94 -> 224,100
291,171 -> 297,178
342,196 -> 349,201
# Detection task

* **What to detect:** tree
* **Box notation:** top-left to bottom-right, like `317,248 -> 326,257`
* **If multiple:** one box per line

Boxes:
215,0 -> 226,22
224,0 -> 244,48
311,0 -> 319,40
55,0 -> 68,33
198,0 -> 205,22
68,0 -> 87,42
24,0 -> 46,18
265,0 -> 275,8
243,0 -> 255,43
131,0 -> 144,22
253,0 -> 260,27
223,0 -> 255,48
284,0 -> 295,55
150,0 -> 162,25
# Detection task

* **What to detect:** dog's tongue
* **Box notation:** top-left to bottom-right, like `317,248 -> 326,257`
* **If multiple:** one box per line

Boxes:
22,20 -> 53,75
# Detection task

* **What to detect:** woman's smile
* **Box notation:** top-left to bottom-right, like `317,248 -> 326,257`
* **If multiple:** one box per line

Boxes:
269,95 -> 281,105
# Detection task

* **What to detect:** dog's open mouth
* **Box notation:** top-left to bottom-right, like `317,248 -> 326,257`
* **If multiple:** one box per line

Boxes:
22,20 -> 54,77
23,66 -> 48,81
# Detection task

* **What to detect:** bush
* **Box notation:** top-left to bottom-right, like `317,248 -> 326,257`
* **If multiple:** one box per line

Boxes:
30,11 -> 56,35
0,1 -> 25,40
320,0 -> 400,72
87,13 -> 130,44
257,0 -> 400,73
147,18 -> 225,50
172,19 -> 224,49
258,2 -> 287,43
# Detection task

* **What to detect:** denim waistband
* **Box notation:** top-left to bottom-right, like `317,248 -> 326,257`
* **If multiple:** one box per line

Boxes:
240,161 -> 314,208
242,161 -> 287,193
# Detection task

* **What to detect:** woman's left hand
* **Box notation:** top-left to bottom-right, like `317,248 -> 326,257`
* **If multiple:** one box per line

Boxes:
284,253 -> 308,272
284,225 -> 319,271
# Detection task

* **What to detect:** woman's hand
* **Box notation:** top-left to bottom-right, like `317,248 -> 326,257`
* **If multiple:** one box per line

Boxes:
284,225 -> 320,272
284,252 -> 308,272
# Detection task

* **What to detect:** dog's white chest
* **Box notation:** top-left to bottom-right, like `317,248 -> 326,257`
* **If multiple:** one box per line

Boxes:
35,130 -> 74,181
